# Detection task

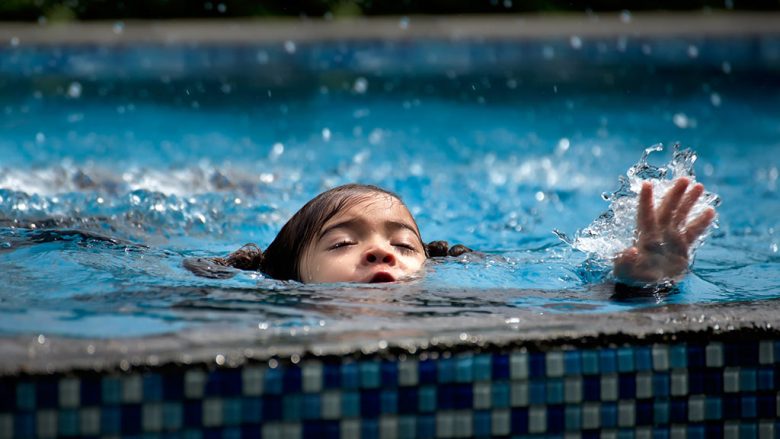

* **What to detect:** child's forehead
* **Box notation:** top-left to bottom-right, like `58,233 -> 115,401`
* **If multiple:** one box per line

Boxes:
326,193 -> 416,225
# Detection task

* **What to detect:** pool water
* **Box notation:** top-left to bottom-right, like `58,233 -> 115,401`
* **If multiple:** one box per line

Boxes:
0,37 -> 778,339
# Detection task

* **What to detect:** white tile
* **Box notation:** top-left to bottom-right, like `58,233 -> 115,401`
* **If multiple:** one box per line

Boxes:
302,362 -> 323,393
724,421 -> 739,439
582,403 -> 600,429
436,411 -> 454,438
203,398 -> 223,427
322,391 -> 341,419
652,345 -> 669,371
37,410 -> 57,439
688,395 -> 705,422
671,424 -> 687,439
760,420 -> 775,439
601,374 -> 617,401
510,352 -> 529,379
636,372 -> 652,399
473,382 -> 491,409
546,352 -> 564,377
399,359 -> 418,386
529,406 -> 546,434
79,407 -> 100,436
564,377 -> 582,403
341,419 -> 360,439
760,341 -> 775,365
281,422 -> 301,439
452,410 -> 473,438
511,381 -> 528,406
184,370 -> 206,399
59,378 -> 80,408
564,433 -> 581,439
262,422 -> 282,439
618,400 -> 635,427
671,370 -> 688,396
379,415 -> 398,439
142,403 -> 163,432
242,366 -> 264,396
601,430 -> 617,439
492,409 -> 510,436
724,367 -> 740,393
0,414 -> 12,439
706,342 -> 724,368
122,374 -> 142,403
636,427 -> 652,439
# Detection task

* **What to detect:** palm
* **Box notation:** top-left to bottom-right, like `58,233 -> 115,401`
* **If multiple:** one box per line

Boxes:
614,177 -> 715,285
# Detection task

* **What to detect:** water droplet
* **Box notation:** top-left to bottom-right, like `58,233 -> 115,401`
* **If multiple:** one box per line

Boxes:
284,40 -> 296,54
672,113 -> 689,128
86,344 -> 95,354
258,322 -> 269,330
112,21 -> 124,35
506,78 -> 518,89
570,36 -> 583,49
687,45 -> 699,58
368,128 -> 383,145
710,92 -> 721,107
398,16 -> 410,30
256,51 -> 269,64
10,37 -> 20,47
215,354 -> 225,365
217,3 -> 227,13
771,243 -> 778,253
535,191 -> 545,202
268,358 -> 278,368
556,137 -> 570,154
321,128 -> 332,141
67,82 -> 82,98
378,340 -> 388,349
37,334 -> 46,344
291,354 -> 300,364
459,333 -> 468,341
353,77 -> 368,94
270,142 -> 284,159
542,46 -> 555,60
35,132 -> 45,144
721,61 -> 732,74
620,10 -> 632,23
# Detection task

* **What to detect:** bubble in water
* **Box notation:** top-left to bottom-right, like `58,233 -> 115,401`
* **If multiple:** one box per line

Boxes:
10,37 -> 20,47
672,113 -> 689,128
353,77 -> 368,94
35,132 -> 46,144
399,16 -> 410,30
270,142 -> 284,159
620,10 -> 632,23
67,82 -> 82,98
687,45 -> 699,58
284,40 -> 296,54
710,93 -> 722,107
722,61 -> 732,74
542,46 -> 555,60
570,36 -> 583,50
112,21 -> 124,35
217,3 -> 227,13
256,51 -> 269,64
321,128 -> 332,142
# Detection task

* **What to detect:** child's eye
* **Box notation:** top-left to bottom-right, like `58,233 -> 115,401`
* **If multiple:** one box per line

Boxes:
393,243 -> 418,254
328,241 -> 355,250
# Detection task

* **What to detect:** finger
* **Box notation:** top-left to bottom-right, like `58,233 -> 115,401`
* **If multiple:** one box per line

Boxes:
657,177 -> 690,228
684,207 -> 716,245
613,247 -> 639,281
636,181 -> 658,242
672,183 -> 704,227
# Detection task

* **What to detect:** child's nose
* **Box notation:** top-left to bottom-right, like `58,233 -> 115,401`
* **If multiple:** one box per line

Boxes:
365,248 -> 396,265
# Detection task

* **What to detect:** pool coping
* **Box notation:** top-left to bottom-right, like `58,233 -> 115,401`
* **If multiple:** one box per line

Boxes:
3,297 -> 779,376
2,12 -> 780,46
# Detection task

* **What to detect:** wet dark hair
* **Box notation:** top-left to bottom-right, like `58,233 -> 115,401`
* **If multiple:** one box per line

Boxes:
187,183 -> 473,281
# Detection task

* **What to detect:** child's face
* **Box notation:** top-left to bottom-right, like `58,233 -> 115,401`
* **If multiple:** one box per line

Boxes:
300,194 -> 427,283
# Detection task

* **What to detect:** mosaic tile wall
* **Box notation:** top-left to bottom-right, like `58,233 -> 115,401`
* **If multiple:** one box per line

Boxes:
2,338 -> 780,438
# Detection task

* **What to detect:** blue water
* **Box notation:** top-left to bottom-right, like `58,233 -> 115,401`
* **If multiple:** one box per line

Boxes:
1,37 -> 778,338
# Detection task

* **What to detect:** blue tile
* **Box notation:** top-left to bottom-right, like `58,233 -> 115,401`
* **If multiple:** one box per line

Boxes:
361,390 -> 380,418
758,368 -> 774,391
121,404 -> 142,435
669,345 -> 687,369
398,387 -> 417,414
723,395 -> 741,419
600,349 -> 617,374
741,396 -> 757,418
283,366 -> 303,393
381,361 -> 398,388
360,362 -> 380,388
261,395 -> 281,421
263,369 -> 283,394
583,376 -> 600,401
703,396 -> 721,421
565,405 -> 581,430
101,406 -> 121,435
581,350 -> 599,375
381,390 -> 397,414
454,383 -> 473,409
547,379 -> 564,404
438,358 -> 455,383
302,394 -> 320,420
618,430 -> 634,439
455,356 -> 474,383
323,363 -> 341,389
636,400 -> 653,425
241,397 -> 262,423
102,377 -> 122,404
510,407 -> 529,434
418,386 -> 436,413
653,429 -> 670,439
739,422 -> 757,439
162,402 -> 183,430
224,427 -> 242,439
361,418 -> 379,439
635,347 -> 652,371
16,382 -> 35,410
492,354 -> 509,380
14,412 -> 35,439
670,399 -> 687,423
775,341 -> 780,365
144,374 -> 164,401
530,381 -> 546,405
437,384 -> 454,410
617,348 -> 635,372
688,370 -> 704,395
687,424 -> 705,439
473,410 -> 491,438
547,405 -> 564,434
653,373 -> 670,397
282,394 -> 302,421
492,381 -> 509,408
758,395 -> 776,418
162,372 -> 184,401
601,402 -> 617,428
59,409 -> 80,436
418,360 -> 437,385
303,420 -> 339,439
417,415 -> 435,439
341,391 -> 360,418
740,368 -> 757,392
36,377 -> 59,409
704,370 -> 723,394
564,351 -> 581,375
398,415 -> 416,439
341,363 -> 360,389
529,353 -> 546,378
618,373 -> 635,399
474,355 -> 492,381
687,345 -> 706,369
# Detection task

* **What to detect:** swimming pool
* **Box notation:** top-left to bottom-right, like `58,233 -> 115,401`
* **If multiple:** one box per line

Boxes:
1,15 -> 779,438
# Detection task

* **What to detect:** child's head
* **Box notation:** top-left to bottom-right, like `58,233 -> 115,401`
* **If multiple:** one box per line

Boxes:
261,184 -> 427,283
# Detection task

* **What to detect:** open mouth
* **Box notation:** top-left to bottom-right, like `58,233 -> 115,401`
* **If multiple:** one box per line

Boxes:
368,272 -> 396,283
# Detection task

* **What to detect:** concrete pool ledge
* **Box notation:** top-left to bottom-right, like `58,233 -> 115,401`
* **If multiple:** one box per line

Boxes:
3,297 -> 780,376
2,12 -> 780,45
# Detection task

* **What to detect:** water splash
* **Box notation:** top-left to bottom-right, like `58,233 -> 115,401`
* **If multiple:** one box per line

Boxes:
556,144 -> 720,265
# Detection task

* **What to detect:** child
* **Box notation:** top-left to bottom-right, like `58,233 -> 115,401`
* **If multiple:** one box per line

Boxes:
188,178 -> 714,287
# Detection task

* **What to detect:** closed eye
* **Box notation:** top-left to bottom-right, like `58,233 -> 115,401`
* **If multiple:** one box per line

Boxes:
393,243 -> 418,254
328,240 -> 356,250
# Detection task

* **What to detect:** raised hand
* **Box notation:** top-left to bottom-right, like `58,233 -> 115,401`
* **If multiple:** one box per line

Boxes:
613,177 -> 716,285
